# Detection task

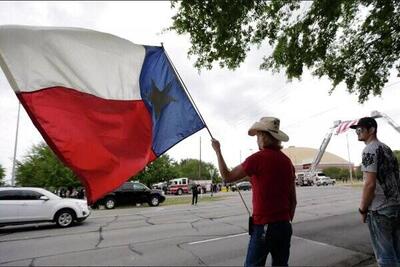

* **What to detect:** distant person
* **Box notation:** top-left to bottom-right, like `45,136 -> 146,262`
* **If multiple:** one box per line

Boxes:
70,188 -> 78,198
60,188 -> 67,198
211,117 -> 297,267
77,188 -> 85,199
191,183 -> 199,205
351,117 -> 400,267
66,186 -> 73,198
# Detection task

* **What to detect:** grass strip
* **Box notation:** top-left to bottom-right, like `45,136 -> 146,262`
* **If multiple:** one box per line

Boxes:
162,195 -> 226,206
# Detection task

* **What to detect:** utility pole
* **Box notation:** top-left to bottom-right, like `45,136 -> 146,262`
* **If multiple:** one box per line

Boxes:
199,136 -> 201,178
11,103 -> 21,186
346,133 -> 353,184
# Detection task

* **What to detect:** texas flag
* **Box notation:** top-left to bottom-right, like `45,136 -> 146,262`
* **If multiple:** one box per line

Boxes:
0,25 -> 205,203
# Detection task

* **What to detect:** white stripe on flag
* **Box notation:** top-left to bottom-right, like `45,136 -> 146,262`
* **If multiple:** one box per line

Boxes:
0,25 -> 145,100
336,120 -> 358,135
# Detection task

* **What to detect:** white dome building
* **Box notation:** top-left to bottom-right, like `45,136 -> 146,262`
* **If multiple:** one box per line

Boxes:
282,146 -> 353,171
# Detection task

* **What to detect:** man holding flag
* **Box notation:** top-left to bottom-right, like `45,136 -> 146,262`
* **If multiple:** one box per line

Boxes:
211,117 -> 297,267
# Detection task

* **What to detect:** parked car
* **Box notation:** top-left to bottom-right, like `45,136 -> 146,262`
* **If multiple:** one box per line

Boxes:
0,187 -> 91,228
316,176 -> 336,186
231,181 -> 252,191
93,182 -> 165,209
152,182 -> 167,194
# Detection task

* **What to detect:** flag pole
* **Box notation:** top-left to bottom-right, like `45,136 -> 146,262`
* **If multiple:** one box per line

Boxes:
161,44 -> 214,140
162,44 -> 252,217
237,188 -> 251,216
11,102 -> 21,186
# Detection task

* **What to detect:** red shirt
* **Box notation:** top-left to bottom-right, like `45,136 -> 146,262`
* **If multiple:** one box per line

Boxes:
242,148 -> 295,224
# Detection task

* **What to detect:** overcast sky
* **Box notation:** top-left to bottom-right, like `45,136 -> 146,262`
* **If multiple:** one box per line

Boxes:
1,2 -> 399,183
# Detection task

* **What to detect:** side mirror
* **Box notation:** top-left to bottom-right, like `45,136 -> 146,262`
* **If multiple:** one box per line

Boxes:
40,195 -> 49,201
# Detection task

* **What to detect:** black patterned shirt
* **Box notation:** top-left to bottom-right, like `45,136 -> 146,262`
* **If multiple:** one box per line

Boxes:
361,140 -> 400,210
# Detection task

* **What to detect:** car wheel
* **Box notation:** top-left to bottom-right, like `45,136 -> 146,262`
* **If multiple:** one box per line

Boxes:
105,197 -> 116,209
55,209 -> 75,228
177,189 -> 183,195
149,195 -> 160,206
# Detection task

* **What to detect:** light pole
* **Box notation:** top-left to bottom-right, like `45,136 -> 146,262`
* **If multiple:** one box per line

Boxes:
11,103 -> 21,187
346,133 -> 353,184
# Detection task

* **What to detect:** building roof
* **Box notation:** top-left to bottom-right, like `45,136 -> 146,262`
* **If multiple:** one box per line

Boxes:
282,146 -> 351,166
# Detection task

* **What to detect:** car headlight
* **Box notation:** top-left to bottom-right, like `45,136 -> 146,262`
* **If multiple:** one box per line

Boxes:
76,202 -> 88,210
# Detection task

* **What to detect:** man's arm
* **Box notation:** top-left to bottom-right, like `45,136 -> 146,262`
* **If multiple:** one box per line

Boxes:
289,179 -> 297,221
211,139 -> 247,183
360,171 -> 376,222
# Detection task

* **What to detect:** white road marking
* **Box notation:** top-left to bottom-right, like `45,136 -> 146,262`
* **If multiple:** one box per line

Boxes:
188,233 -> 248,245
188,234 -> 335,249
292,236 -> 334,247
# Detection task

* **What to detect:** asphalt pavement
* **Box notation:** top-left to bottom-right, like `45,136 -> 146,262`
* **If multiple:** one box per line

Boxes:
0,185 -> 377,266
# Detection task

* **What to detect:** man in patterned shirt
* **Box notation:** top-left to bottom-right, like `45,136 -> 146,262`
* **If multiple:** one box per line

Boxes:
350,117 -> 400,267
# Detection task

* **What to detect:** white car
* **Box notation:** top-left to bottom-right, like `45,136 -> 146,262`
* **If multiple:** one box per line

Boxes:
316,176 -> 336,186
0,187 -> 91,228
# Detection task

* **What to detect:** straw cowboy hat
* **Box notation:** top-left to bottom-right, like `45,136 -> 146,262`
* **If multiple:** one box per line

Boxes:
248,117 -> 289,142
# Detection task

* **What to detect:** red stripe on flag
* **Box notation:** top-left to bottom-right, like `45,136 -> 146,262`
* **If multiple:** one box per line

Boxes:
336,120 -> 358,135
18,87 -> 156,203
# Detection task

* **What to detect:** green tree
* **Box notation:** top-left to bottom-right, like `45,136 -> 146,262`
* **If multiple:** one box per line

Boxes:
323,167 -> 351,181
134,154 -> 180,187
354,166 -> 363,181
15,142 -> 80,189
323,167 -> 342,180
0,164 -> 5,186
174,158 -> 220,181
170,0 -> 400,103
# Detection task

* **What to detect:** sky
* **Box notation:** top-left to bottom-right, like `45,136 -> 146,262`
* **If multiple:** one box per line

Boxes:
0,2 -> 399,183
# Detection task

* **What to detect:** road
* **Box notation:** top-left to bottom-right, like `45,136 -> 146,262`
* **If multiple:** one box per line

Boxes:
0,185 -> 376,266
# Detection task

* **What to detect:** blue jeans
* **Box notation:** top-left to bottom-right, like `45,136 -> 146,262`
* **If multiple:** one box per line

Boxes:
245,221 -> 292,267
367,206 -> 400,267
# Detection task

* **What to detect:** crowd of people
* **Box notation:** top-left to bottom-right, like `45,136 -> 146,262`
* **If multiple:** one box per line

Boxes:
57,186 -> 85,199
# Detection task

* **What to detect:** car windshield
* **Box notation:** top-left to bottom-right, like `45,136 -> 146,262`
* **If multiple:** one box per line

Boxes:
133,183 -> 150,190
318,173 -> 326,176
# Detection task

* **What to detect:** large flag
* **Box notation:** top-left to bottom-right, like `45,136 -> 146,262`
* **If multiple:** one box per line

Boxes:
335,119 -> 359,135
0,25 -> 205,203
